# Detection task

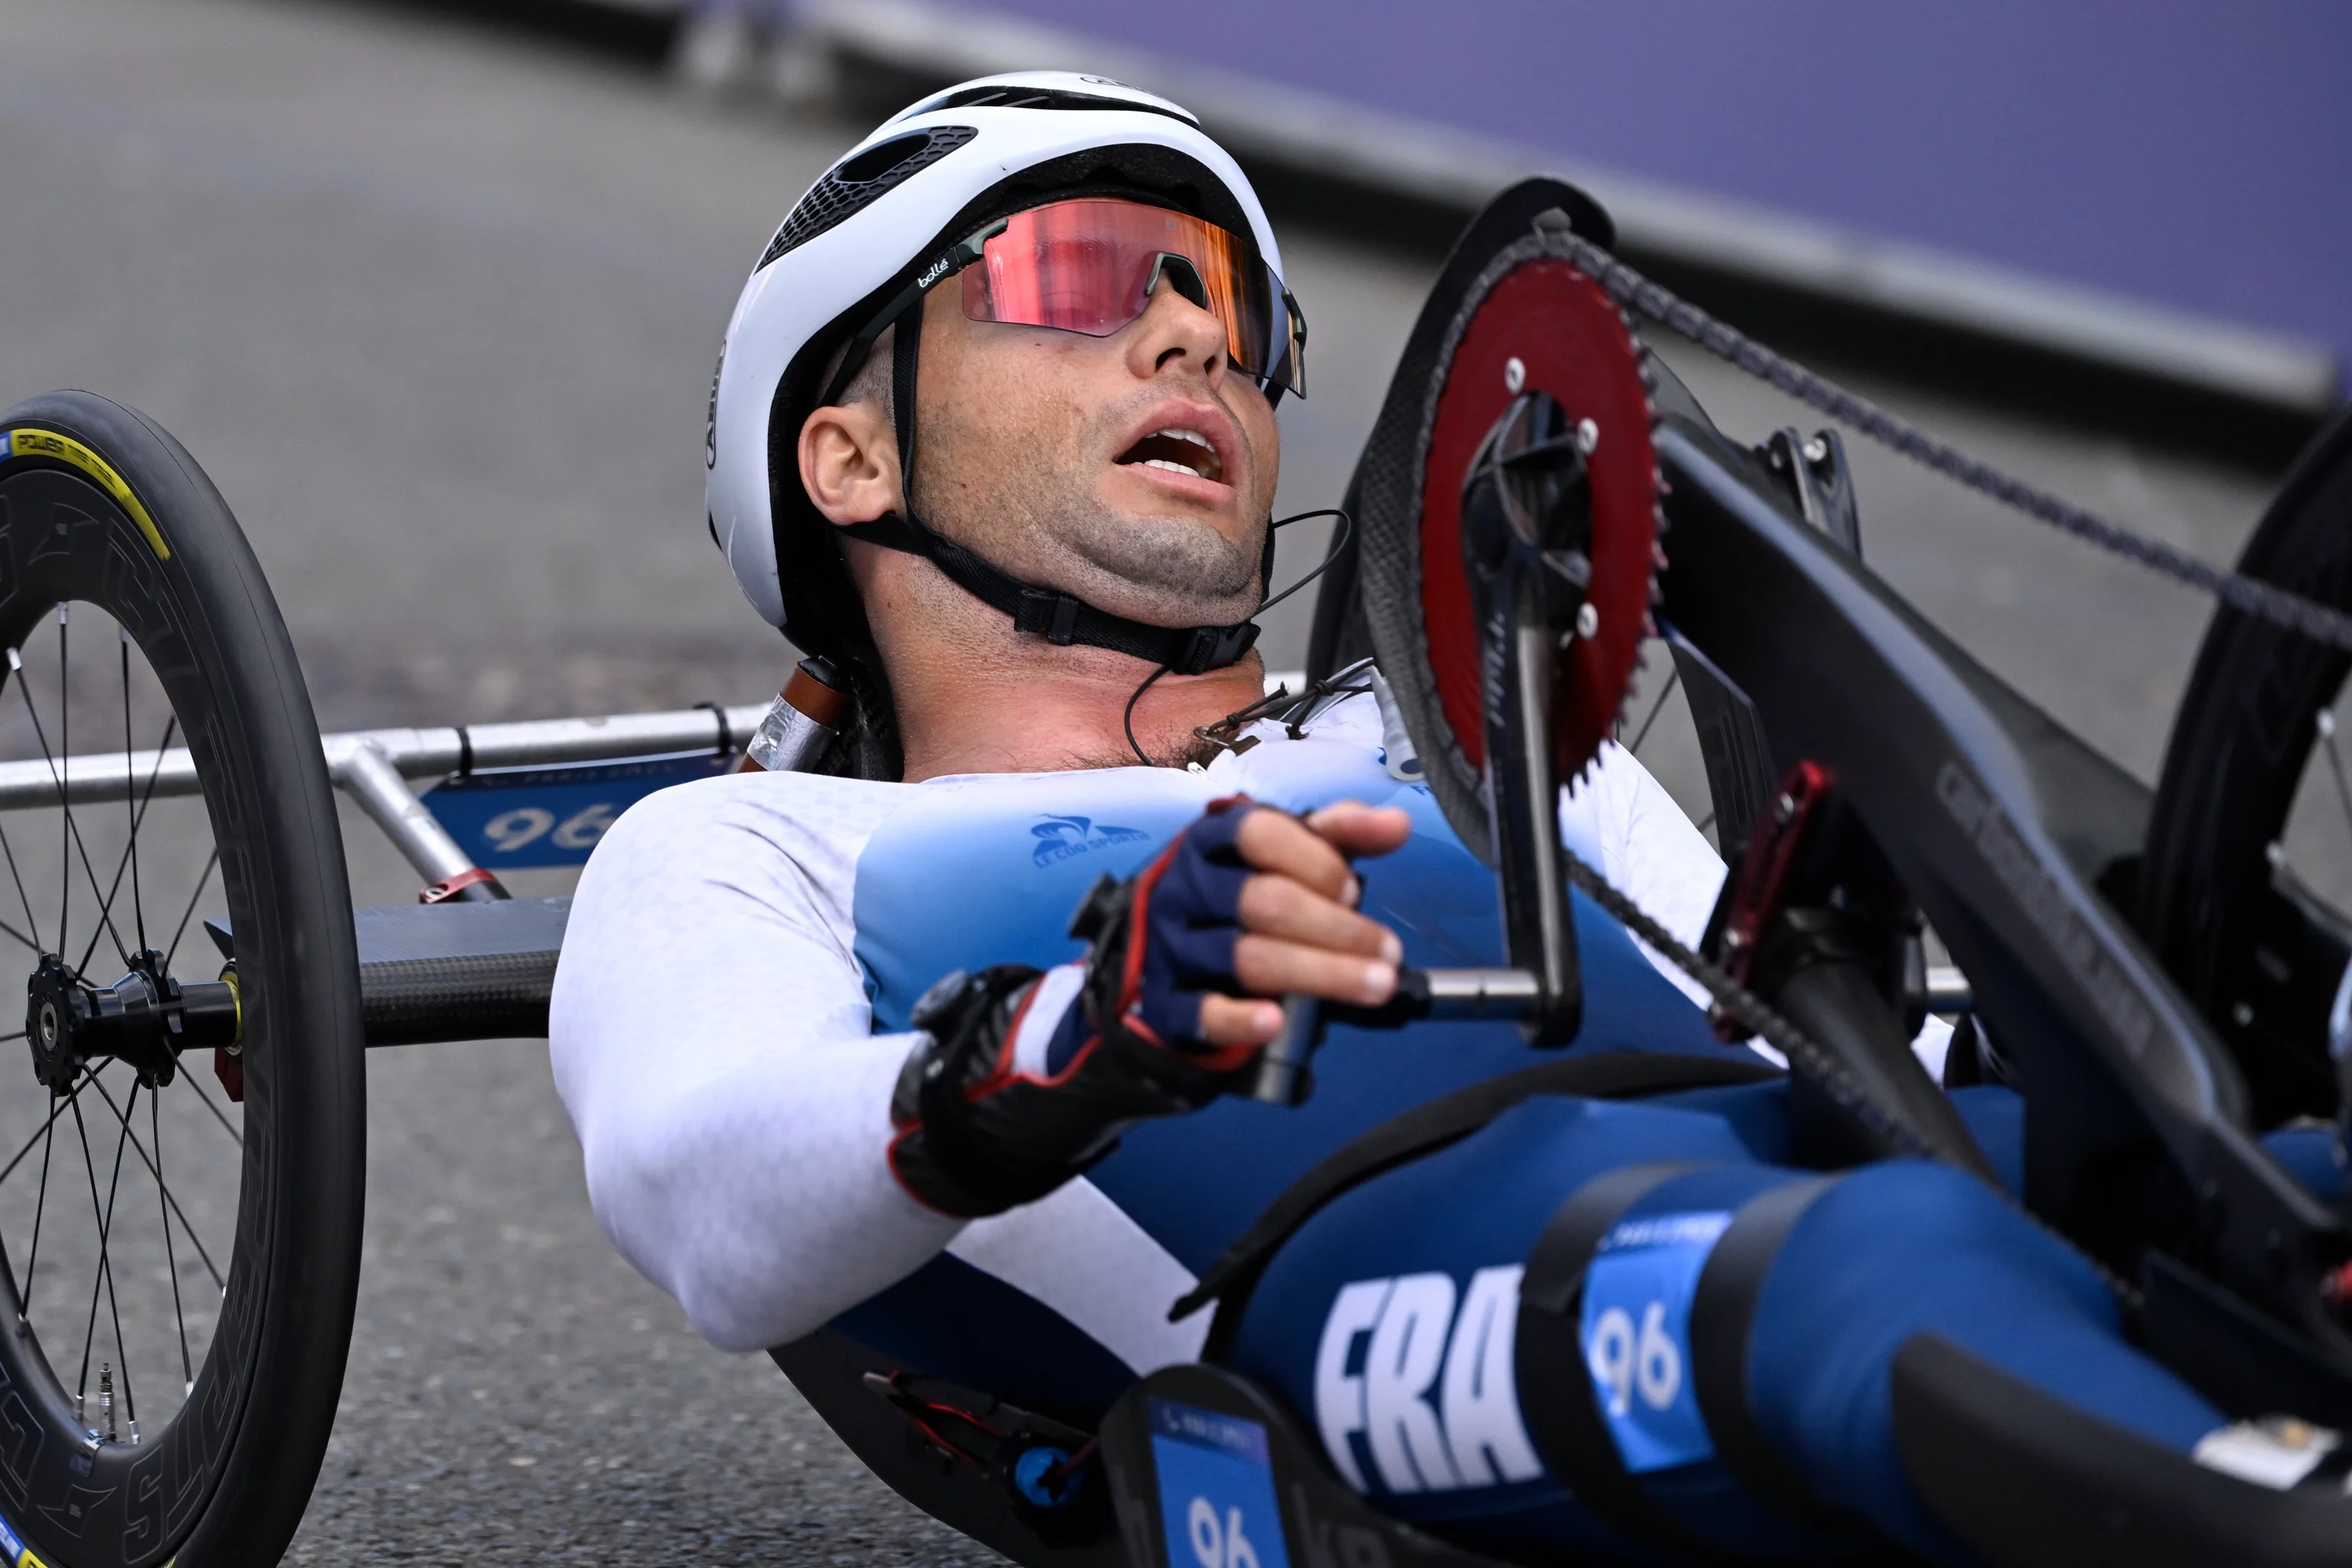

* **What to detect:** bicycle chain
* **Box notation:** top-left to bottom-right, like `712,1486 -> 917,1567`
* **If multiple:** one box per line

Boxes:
1537,230 -> 2352,655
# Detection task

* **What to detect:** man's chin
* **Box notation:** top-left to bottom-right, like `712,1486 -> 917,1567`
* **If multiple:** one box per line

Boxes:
984,485 -> 1261,626
1065,558 -> 1262,628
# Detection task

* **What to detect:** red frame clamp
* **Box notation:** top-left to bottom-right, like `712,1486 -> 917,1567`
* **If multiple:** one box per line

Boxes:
420,867 -> 500,904
1710,760 -> 1834,1038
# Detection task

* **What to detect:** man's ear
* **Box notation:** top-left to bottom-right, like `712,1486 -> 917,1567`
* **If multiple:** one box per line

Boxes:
799,399 -> 903,526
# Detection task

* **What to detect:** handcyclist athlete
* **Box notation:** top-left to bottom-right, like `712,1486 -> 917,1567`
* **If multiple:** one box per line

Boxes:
550,72 -> 2349,1565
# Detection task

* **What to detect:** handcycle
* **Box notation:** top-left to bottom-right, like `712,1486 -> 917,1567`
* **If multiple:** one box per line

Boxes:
0,175 -> 2347,1567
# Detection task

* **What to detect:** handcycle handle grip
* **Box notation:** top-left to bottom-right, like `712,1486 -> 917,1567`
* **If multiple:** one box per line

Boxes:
1244,968 -> 1543,1105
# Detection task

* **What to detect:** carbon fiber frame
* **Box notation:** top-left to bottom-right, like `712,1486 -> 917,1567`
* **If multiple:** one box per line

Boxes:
1653,410 -> 2350,1354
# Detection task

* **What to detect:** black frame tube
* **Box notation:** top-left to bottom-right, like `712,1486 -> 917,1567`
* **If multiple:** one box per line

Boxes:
1652,414 -> 2344,1328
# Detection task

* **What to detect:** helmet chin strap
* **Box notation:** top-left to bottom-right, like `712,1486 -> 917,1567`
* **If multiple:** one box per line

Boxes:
838,306 -> 1267,678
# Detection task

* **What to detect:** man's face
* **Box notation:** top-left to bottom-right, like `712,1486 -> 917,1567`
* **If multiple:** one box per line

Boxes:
905,218 -> 1282,630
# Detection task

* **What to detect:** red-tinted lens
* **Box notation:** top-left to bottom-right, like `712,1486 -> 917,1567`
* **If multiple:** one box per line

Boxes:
963,199 -> 1302,394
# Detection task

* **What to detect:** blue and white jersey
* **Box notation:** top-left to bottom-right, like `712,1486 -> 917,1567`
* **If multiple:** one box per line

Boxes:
548,685 -> 1739,1396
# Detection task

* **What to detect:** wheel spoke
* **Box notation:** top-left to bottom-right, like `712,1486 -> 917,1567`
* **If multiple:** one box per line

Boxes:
178,1067 -> 243,1149
153,1090 -> 193,1396
88,1076 -> 223,1291
11,633 -> 134,972
103,1098 -> 140,1437
1627,663 -> 1681,757
0,815 -> 41,959
68,1079 -> 139,1429
121,629 -> 147,955
103,1112 -> 139,1440
18,1079 -> 64,1321
0,671 -> 44,957
163,848 -> 220,972
75,713 -> 181,978
57,608 -> 67,966
62,812 -> 132,975
0,1066 -> 93,1192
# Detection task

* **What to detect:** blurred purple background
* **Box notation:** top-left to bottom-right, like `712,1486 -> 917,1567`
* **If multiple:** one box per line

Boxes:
953,0 -> 2351,367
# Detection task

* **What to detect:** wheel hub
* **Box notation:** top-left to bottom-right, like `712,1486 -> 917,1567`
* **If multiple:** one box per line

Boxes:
24,951 -> 239,1093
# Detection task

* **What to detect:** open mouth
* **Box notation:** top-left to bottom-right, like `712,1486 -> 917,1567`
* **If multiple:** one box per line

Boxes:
1116,427 -> 1226,485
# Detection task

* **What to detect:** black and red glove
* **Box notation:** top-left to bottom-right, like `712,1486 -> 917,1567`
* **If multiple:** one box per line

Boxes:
887,799 -> 1268,1217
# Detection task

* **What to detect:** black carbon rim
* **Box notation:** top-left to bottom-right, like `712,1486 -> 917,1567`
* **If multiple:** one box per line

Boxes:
0,394 -> 364,1567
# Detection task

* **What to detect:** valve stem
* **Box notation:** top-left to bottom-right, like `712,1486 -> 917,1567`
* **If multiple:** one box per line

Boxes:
100,1363 -> 116,1442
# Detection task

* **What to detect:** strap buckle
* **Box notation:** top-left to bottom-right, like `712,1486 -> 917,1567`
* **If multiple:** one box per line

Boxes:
1008,588 -> 1259,671
1172,621 -> 1260,675
1013,589 -> 1086,645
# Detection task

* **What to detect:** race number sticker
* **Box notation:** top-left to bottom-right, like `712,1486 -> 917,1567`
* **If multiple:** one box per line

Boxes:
1578,1210 -> 1732,1474
423,752 -> 730,869
1148,1400 -> 1291,1568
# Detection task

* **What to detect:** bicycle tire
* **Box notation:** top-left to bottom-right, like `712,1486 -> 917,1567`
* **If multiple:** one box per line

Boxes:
2139,405 -> 2352,1128
0,390 -> 364,1566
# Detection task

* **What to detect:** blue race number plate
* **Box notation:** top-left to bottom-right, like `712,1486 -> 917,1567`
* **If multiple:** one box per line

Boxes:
1148,1400 -> 1292,1568
1578,1209 -> 1733,1474
423,752 -> 730,869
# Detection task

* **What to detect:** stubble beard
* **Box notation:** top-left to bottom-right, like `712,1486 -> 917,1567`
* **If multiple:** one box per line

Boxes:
916,409 -> 1266,628
1055,496 -> 1261,616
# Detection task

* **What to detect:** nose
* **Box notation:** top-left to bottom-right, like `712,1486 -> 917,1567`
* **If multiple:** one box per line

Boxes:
1126,265 -> 1230,384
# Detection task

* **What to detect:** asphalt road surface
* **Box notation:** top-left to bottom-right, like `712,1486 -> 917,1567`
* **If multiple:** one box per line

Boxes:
0,0 -> 2308,1563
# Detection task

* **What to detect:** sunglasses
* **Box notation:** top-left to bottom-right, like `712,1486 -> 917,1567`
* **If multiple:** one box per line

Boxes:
823,198 -> 1307,405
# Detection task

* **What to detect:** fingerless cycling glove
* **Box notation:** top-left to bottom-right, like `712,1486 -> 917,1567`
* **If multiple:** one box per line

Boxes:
887,799 -> 1263,1217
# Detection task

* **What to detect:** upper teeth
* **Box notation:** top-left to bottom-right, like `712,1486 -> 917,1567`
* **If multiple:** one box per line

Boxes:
1157,428 -> 1213,449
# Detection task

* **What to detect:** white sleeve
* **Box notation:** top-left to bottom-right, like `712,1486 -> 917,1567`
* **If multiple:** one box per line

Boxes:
549,778 -> 960,1353
1561,742 -> 1958,1076
1560,740 -> 1727,1010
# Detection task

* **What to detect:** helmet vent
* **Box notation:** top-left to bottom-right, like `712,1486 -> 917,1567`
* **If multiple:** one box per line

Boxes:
924,85 -> 1197,126
759,126 -> 978,270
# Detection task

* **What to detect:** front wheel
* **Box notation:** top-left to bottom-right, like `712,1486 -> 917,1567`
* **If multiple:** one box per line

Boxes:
0,392 -> 364,1565
2138,407 -> 2352,1128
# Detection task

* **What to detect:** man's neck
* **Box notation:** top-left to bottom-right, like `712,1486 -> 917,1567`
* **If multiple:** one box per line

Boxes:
852,545 -> 1266,780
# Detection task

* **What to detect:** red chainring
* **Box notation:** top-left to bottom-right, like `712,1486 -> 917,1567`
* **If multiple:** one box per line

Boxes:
1418,258 -> 1659,783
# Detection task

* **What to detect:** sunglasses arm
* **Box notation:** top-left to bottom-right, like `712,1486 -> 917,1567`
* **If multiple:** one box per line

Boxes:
815,228 -> 997,410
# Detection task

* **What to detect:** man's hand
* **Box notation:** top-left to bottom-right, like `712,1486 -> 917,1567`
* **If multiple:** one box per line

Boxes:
1199,802 -> 1410,1047
884,798 -> 1412,1217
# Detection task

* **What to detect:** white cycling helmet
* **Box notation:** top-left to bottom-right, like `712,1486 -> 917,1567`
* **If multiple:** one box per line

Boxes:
705,70 -> 1298,676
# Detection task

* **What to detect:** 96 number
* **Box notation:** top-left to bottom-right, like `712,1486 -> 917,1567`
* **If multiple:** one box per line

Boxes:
1187,1498 -> 1261,1568
1586,1301 -> 1681,1417
483,802 -> 617,856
